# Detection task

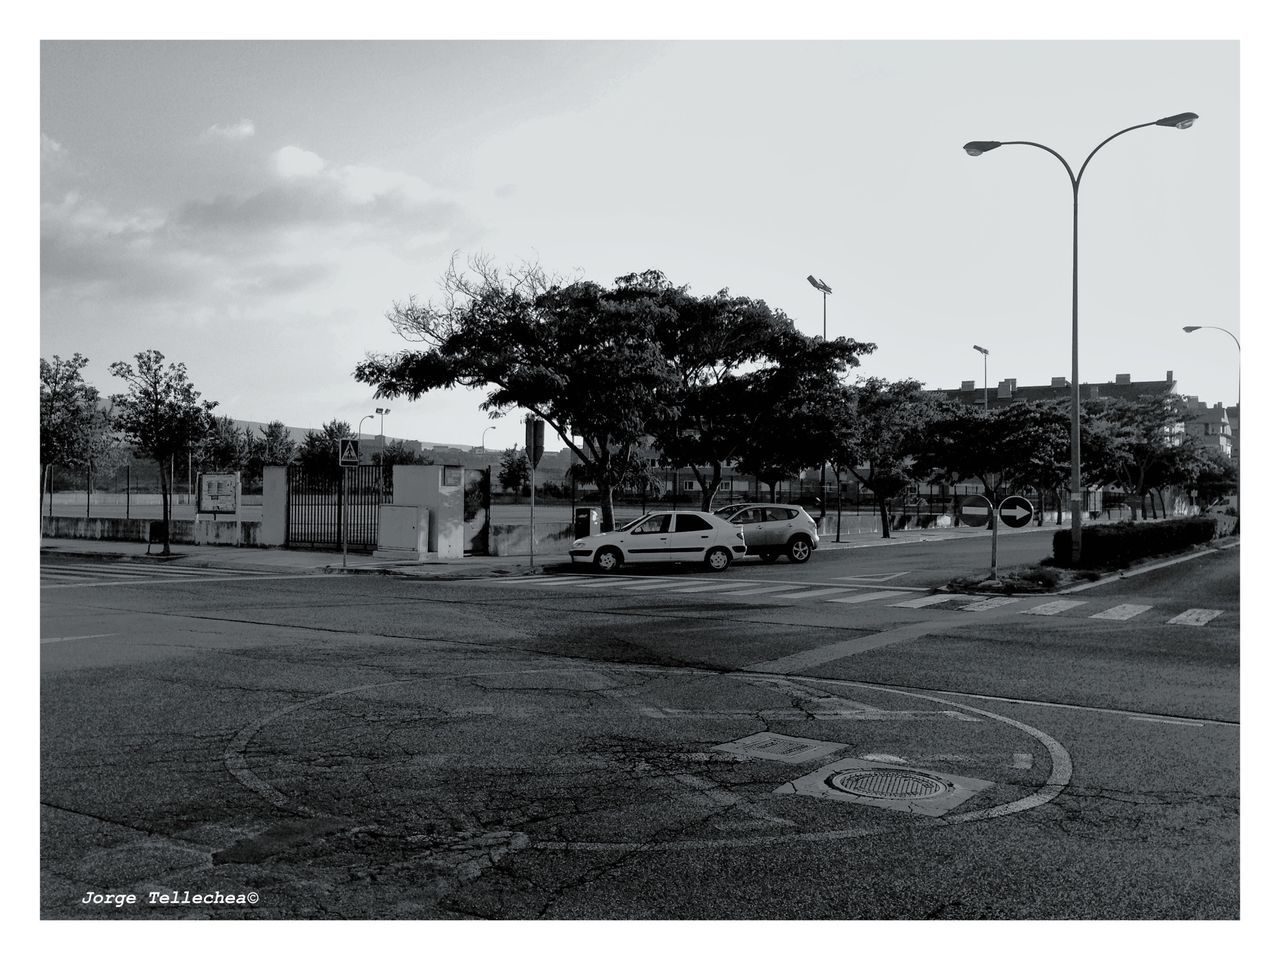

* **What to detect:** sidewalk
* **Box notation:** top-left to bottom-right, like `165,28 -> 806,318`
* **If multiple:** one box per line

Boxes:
39,519 -> 1065,580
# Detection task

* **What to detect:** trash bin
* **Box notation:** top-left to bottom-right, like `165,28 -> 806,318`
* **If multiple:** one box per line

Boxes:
574,508 -> 601,539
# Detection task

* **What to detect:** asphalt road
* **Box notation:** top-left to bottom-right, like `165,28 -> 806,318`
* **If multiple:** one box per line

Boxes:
40,536 -> 1239,919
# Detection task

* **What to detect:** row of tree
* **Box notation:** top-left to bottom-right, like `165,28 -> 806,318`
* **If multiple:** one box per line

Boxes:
354,258 -> 1237,534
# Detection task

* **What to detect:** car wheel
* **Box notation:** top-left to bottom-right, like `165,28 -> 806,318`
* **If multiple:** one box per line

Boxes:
704,547 -> 732,572
758,551 -> 779,564
786,536 -> 812,563
593,547 -> 623,573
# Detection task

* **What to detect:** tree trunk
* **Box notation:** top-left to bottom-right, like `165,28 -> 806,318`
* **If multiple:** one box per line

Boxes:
598,480 -> 617,532
698,462 -> 723,512
878,495 -> 892,539
158,457 -> 171,554
1055,488 -> 1063,525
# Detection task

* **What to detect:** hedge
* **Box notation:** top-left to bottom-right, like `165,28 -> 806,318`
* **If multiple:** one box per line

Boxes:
1052,517 -> 1218,568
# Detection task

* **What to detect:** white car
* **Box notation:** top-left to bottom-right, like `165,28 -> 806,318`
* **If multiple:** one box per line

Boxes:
569,510 -> 747,573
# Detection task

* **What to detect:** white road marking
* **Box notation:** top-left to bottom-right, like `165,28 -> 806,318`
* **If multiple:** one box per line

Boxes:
667,581 -> 764,594
1129,716 -> 1205,727
1023,599 -> 1089,616
891,594 -> 956,609
41,574 -> 318,589
614,580 -> 685,591
40,633 -> 117,644
835,572 -> 909,583
961,597 -> 1021,612
825,590 -> 913,605
1089,604 -> 1153,621
1166,608 -> 1224,626
765,587 -> 861,600
728,584 -> 818,598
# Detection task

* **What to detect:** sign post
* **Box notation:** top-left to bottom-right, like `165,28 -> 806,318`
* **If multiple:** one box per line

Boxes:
338,438 -> 360,569
525,416 -> 544,570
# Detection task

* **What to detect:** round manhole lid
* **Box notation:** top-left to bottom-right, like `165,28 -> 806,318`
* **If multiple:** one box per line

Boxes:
826,769 -> 950,801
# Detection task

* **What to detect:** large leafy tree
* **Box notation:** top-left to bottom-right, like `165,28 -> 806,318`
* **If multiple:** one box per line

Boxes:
40,353 -> 102,503
108,350 -> 216,554
641,272 -> 874,511
195,415 -> 248,475
497,446 -> 530,494
836,379 -> 935,538
1087,394 -> 1188,519
355,257 -> 677,530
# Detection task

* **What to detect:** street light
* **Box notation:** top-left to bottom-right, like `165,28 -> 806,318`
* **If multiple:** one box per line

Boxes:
963,112 -> 1198,563
1181,325 -> 1241,409
806,274 -> 834,517
806,275 -> 833,340
480,425 -> 495,452
972,344 -> 990,411
375,406 -> 390,459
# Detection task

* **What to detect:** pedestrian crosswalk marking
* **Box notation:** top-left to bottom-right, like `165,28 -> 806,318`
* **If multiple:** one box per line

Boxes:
667,582 -> 764,594
1166,608 -> 1224,626
891,594 -> 956,609
729,584 -> 817,598
615,580 -> 684,591
826,590 -> 912,605
763,587 -> 861,600
1023,599 -> 1089,616
961,597 -> 1021,612
1090,604 -> 1153,621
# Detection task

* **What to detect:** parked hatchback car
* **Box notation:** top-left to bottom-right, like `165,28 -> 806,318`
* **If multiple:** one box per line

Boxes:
711,502 -> 819,563
569,510 -> 747,573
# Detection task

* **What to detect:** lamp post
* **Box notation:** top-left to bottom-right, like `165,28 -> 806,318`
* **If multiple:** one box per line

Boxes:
806,275 -> 833,340
972,344 -> 990,411
375,406 -> 390,460
806,274 -> 834,517
963,112 -> 1198,563
481,425 -> 494,452
1181,326 -> 1240,410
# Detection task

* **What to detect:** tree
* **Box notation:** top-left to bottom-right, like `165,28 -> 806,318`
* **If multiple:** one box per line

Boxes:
640,272 -> 873,511
40,353 -> 102,508
296,419 -> 352,474
196,415 -> 248,475
836,379 -> 935,538
108,350 -> 216,554
1087,394 -> 1188,519
355,256 -> 677,530
497,446 -> 530,494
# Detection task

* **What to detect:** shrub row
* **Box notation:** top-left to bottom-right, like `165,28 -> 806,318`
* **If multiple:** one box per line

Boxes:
1052,517 -> 1218,568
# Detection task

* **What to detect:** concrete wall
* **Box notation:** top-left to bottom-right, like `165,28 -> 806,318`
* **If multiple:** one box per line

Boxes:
41,515 -> 264,546
490,522 -> 577,557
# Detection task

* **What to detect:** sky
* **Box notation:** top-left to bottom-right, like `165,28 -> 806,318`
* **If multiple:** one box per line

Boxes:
38,35 -> 1240,455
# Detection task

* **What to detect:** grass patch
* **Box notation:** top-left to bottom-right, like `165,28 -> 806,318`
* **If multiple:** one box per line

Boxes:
946,562 -> 1101,595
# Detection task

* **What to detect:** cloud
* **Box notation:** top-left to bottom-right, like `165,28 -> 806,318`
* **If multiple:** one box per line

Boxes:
201,119 -> 256,141
273,145 -> 324,177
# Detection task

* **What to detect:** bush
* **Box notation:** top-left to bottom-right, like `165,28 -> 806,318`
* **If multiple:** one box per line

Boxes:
1051,517 -> 1218,568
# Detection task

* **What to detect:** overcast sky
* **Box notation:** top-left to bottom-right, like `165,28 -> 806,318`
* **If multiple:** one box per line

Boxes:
40,38 -> 1239,452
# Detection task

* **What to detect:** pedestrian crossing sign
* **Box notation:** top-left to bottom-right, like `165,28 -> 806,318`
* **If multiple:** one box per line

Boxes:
338,439 -> 360,465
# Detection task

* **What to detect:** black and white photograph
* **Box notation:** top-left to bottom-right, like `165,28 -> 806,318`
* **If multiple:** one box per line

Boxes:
22,1 -> 1266,945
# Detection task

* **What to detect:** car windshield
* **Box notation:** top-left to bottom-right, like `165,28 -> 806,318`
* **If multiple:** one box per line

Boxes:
711,505 -> 740,518
614,515 -> 648,532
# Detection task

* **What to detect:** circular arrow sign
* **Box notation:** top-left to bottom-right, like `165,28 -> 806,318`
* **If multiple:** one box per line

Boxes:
998,495 -> 1034,529
959,495 -> 992,527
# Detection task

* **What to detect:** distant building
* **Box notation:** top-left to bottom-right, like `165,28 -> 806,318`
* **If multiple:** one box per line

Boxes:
1181,398 -> 1234,462
932,370 -> 1177,408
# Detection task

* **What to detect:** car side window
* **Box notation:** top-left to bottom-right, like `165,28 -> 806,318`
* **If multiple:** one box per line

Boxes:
732,509 -> 759,524
631,515 -> 671,535
765,508 -> 796,522
674,514 -> 713,532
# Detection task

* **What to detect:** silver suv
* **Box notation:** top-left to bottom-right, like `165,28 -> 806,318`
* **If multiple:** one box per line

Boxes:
711,502 -> 819,563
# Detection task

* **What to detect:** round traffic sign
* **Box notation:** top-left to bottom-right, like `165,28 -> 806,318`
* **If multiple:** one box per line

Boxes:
998,495 -> 1034,528
958,495 -> 991,527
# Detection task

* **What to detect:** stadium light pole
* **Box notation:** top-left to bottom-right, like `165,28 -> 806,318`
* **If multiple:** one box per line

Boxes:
963,112 -> 1199,564
973,344 -> 990,411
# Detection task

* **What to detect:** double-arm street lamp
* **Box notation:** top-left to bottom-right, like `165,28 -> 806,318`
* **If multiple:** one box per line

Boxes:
972,344 -> 990,411
963,112 -> 1199,563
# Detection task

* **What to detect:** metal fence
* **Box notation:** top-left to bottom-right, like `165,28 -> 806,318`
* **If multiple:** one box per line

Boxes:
286,464 -> 391,552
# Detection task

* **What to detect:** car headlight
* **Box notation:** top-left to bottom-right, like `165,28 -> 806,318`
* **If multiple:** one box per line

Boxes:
572,540 -> 585,548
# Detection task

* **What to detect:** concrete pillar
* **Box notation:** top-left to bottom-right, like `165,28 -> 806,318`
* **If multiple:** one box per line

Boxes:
261,465 -> 288,546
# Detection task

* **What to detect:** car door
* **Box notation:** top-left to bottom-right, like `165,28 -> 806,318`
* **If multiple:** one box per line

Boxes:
729,508 -> 767,550
668,512 -> 717,560
760,507 -> 799,547
623,512 -> 673,563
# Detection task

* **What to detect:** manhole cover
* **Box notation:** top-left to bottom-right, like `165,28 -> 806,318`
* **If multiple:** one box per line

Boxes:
826,769 -> 949,801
